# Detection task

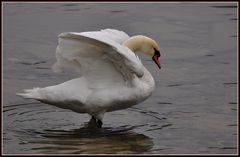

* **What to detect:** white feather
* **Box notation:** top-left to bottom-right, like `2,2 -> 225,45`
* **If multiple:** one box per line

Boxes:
17,29 -> 156,121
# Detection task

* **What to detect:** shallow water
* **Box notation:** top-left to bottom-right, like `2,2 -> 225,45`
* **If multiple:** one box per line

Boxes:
3,2 -> 238,154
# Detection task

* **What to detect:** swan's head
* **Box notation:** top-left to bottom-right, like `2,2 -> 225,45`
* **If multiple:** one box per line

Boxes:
140,36 -> 161,69
123,35 -> 161,69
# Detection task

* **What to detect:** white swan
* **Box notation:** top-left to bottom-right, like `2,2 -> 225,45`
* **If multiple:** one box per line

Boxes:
17,29 -> 161,127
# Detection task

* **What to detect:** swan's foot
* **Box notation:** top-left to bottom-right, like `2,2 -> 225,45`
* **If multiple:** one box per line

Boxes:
97,120 -> 103,128
91,116 -> 103,128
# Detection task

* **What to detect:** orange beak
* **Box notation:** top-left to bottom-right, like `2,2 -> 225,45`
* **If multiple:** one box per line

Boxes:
152,48 -> 161,69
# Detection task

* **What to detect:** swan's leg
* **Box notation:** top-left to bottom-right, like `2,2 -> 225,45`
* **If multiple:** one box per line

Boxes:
91,116 -> 96,121
96,120 -> 103,128
91,116 -> 103,128
91,111 -> 105,128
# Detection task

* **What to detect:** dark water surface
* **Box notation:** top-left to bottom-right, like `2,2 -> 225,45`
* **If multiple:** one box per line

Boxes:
3,3 -> 237,154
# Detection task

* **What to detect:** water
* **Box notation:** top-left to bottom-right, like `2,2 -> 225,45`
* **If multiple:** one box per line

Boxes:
3,2 -> 237,154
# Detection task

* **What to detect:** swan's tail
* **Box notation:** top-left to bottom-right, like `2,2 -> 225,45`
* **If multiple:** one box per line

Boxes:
17,87 -> 42,100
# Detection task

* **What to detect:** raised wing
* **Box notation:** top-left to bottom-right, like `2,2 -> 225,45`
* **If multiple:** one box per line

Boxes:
52,29 -> 144,89
80,29 -> 130,44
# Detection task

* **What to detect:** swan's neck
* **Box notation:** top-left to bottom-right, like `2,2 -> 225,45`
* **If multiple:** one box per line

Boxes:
141,67 -> 155,89
123,35 -> 155,91
123,35 -> 156,95
132,67 -> 155,91
131,67 -> 155,97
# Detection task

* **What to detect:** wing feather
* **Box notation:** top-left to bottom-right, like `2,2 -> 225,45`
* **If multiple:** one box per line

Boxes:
53,29 -> 144,89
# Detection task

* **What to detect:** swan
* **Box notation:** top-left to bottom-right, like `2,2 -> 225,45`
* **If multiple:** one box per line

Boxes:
17,29 -> 161,128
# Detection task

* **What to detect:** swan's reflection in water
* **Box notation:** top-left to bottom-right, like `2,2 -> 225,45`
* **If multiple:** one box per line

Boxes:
25,119 -> 153,154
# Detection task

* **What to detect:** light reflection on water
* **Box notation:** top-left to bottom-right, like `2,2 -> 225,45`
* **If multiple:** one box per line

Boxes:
3,102 -> 157,154
16,124 -> 153,154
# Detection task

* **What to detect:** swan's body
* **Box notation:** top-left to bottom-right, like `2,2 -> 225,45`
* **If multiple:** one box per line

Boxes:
17,29 -> 161,127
